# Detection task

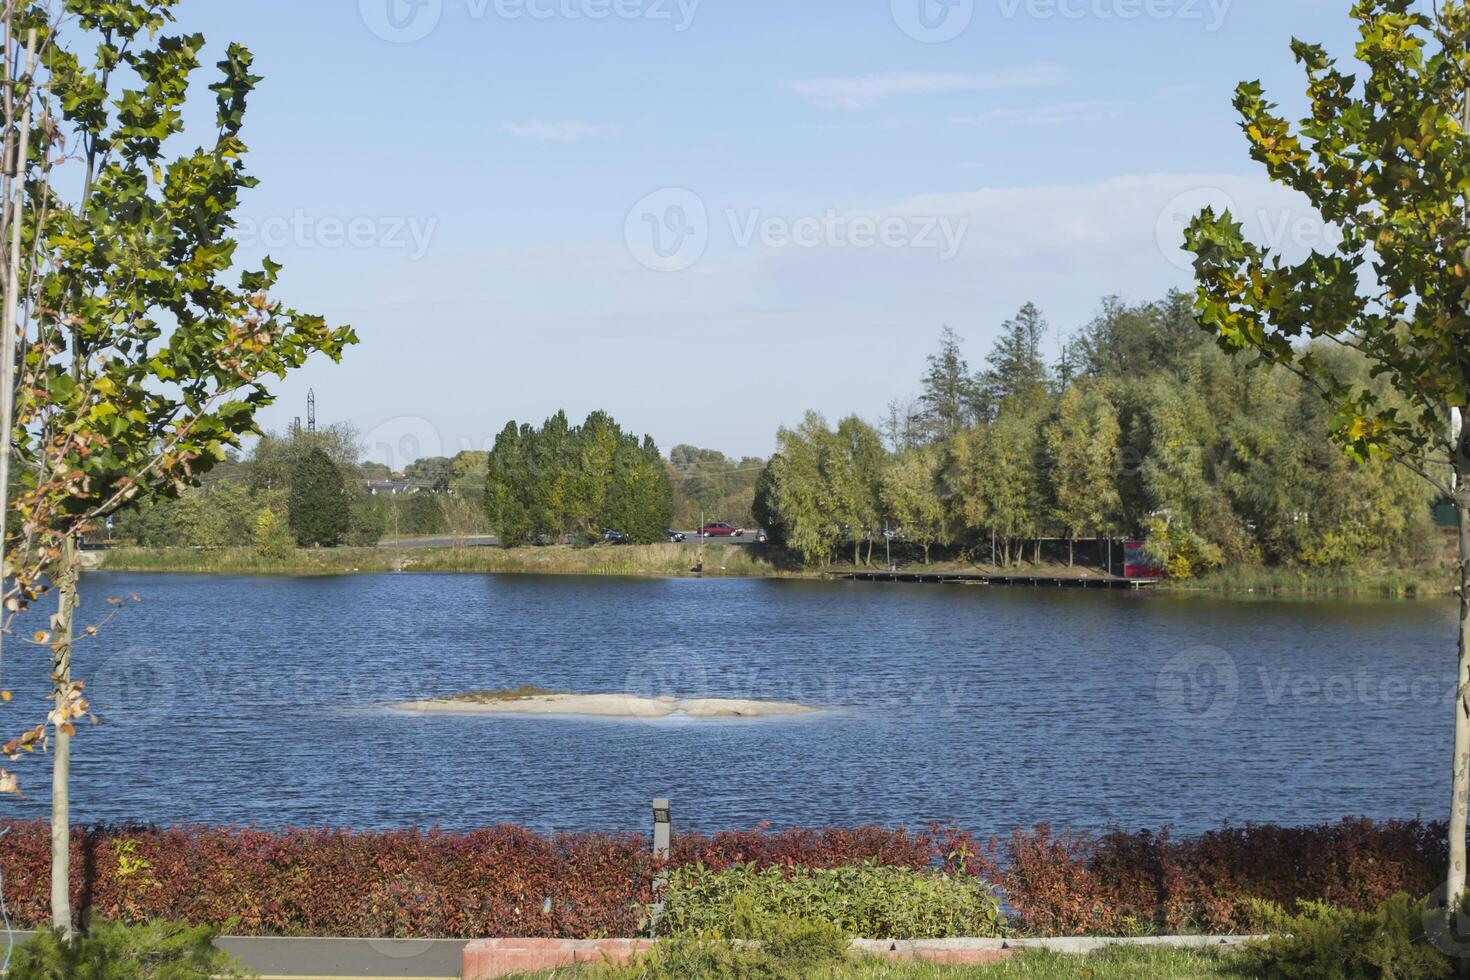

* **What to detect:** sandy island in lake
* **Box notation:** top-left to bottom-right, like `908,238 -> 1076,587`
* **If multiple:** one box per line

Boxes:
391,691 -> 821,720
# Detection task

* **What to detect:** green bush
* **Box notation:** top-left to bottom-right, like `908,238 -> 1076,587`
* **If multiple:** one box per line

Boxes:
660,862 -> 1005,940
8,921 -> 249,980
614,914 -> 849,979
1238,893 -> 1455,980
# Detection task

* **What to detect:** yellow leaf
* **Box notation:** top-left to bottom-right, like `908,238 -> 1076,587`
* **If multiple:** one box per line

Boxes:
1,691 -> 9,702
32,630 -> 48,644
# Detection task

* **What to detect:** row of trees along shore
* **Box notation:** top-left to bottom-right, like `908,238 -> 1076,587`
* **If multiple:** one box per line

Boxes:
110,292 -> 1440,582
753,293 -> 1438,576
111,425 -> 487,551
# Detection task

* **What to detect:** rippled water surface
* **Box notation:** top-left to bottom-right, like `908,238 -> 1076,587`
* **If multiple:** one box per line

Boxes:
0,572 -> 1455,836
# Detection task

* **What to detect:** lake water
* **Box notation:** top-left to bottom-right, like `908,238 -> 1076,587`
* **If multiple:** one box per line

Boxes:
0,572 -> 1456,837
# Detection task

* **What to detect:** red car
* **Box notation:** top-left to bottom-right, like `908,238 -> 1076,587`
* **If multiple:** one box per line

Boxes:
700,522 -> 744,538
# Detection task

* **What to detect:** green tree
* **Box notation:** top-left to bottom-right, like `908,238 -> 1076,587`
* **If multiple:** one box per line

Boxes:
832,416 -> 887,565
881,445 -> 948,563
1046,384 -> 1123,565
919,326 -> 984,440
765,413 -> 844,565
485,421 -> 533,547
0,0 -> 354,938
602,436 -> 674,544
1182,0 -> 1470,902
254,507 -> 292,559
982,303 -> 1052,410
984,410 -> 1048,567
289,448 -> 350,547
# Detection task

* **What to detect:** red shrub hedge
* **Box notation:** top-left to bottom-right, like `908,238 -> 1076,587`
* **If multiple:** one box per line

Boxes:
991,818 -> 1445,936
0,819 -> 1445,938
0,822 -> 973,939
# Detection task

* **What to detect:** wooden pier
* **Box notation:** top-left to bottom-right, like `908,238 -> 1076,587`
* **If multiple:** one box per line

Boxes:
833,569 -> 1157,590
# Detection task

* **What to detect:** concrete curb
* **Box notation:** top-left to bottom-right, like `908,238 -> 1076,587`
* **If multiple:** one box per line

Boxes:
463,934 -> 1266,978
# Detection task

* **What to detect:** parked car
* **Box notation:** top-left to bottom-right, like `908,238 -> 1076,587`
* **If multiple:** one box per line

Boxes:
602,529 -> 628,544
700,522 -> 743,538
667,529 -> 687,543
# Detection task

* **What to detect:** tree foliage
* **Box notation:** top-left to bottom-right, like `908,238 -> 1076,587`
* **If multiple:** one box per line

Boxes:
758,293 -> 1436,571
483,412 -> 672,546
288,448 -> 349,547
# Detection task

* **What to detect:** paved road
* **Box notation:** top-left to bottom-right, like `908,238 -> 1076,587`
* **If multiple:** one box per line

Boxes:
2,933 -> 464,980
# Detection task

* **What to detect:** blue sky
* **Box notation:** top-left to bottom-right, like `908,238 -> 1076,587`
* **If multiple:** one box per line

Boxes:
168,0 -> 1351,463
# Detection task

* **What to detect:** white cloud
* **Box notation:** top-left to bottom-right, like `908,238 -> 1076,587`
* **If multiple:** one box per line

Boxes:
497,120 -> 613,142
295,172 -> 1322,457
785,66 -> 1066,111
949,100 -> 1122,127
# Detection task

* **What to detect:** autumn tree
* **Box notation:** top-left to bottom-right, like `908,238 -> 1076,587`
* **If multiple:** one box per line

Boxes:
918,326 -> 984,440
1183,0 -> 1470,904
0,1 -> 354,937
1046,383 -> 1123,565
882,445 -> 948,563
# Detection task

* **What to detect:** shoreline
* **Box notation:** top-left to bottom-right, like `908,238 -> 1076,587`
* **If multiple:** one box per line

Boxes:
91,545 -> 1453,598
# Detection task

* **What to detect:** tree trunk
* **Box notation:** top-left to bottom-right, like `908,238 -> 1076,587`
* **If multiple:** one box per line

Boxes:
1068,537 -> 1074,568
50,539 -> 78,939
865,537 -> 874,567
1450,484 -> 1470,907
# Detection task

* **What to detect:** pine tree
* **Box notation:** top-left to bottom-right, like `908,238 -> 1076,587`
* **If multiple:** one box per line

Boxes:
982,303 -> 1052,409
918,327 -> 984,440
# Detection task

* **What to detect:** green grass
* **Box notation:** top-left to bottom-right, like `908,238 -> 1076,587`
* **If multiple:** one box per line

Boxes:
505,946 -> 1247,979
97,543 -> 1453,600
1174,564 -> 1448,598
448,685 -> 565,703
96,543 -> 807,580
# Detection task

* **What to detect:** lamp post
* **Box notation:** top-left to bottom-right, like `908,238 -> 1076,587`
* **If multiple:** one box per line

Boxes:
650,798 -> 672,936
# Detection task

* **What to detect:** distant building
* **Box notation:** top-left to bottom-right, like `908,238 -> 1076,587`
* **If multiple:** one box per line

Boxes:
366,480 -> 417,496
